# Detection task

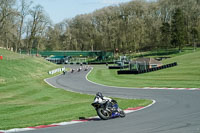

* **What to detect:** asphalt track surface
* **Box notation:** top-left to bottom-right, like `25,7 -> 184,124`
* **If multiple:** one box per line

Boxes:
21,65 -> 200,133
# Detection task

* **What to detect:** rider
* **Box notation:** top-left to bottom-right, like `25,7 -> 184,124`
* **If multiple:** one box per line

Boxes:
95,92 -> 118,111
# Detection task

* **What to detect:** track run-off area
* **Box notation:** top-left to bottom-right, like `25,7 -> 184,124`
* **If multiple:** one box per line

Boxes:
2,65 -> 200,133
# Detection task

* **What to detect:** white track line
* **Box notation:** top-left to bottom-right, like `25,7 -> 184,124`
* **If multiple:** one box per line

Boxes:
0,100 -> 156,133
86,67 -> 200,91
1,68 -> 158,133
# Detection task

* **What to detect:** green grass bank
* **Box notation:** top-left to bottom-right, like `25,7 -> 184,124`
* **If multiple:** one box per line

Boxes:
0,49 -> 152,130
88,49 -> 200,88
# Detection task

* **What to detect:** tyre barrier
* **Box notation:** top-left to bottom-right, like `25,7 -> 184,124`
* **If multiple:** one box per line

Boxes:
117,62 -> 177,75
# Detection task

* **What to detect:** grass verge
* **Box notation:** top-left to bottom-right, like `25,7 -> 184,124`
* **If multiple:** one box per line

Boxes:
0,49 -> 152,130
88,49 -> 200,88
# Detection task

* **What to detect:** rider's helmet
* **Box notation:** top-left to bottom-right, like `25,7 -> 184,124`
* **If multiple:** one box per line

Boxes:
96,92 -> 103,99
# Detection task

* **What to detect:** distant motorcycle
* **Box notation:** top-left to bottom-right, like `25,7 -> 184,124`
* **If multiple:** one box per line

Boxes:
91,93 -> 125,120
71,69 -> 74,73
77,68 -> 81,72
63,70 -> 66,75
84,66 -> 88,71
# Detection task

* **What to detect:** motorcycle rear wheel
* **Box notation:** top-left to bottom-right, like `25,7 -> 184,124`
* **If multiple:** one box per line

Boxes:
97,108 -> 111,120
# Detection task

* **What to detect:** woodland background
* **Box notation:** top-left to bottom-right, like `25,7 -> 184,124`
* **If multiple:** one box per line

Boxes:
0,0 -> 200,54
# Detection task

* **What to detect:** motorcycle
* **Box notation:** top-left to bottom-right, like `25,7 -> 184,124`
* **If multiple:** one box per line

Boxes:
71,69 -> 74,73
77,67 -> 81,72
91,97 -> 125,120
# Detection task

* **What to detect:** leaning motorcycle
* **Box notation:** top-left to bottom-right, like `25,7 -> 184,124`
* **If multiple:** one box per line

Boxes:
91,98 -> 125,120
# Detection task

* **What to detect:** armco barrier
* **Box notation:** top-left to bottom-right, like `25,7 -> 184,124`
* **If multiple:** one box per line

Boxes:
88,62 -> 114,65
108,65 -> 129,69
118,62 -> 177,75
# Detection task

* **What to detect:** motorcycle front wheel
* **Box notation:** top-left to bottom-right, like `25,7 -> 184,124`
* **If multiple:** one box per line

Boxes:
119,110 -> 126,117
97,108 -> 111,120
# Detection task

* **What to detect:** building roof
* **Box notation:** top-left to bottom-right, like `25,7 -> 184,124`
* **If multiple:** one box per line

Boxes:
132,58 -> 162,65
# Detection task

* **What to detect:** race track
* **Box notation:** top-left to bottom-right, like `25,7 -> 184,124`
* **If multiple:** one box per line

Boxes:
20,65 -> 200,133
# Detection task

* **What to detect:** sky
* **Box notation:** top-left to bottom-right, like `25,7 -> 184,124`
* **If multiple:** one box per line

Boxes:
33,0 -> 133,24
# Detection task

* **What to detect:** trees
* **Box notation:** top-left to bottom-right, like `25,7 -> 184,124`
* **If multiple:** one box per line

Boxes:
15,0 -> 32,52
25,5 -> 50,54
1,0 -> 199,53
191,27 -> 199,51
160,22 -> 171,49
48,0 -> 198,53
0,0 -> 50,53
0,0 -> 17,50
171,8 -> 187,52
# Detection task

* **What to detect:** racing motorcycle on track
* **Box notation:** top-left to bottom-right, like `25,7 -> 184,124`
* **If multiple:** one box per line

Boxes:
91,92 -> 125,120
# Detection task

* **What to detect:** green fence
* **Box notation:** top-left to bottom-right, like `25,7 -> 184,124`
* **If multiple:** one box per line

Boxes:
20,50 -> 113,58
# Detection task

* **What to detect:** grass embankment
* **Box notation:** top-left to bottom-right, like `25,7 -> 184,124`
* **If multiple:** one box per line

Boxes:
132,47 -> 200,59
0,49 -> 152,130
88,49 -> 200,88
